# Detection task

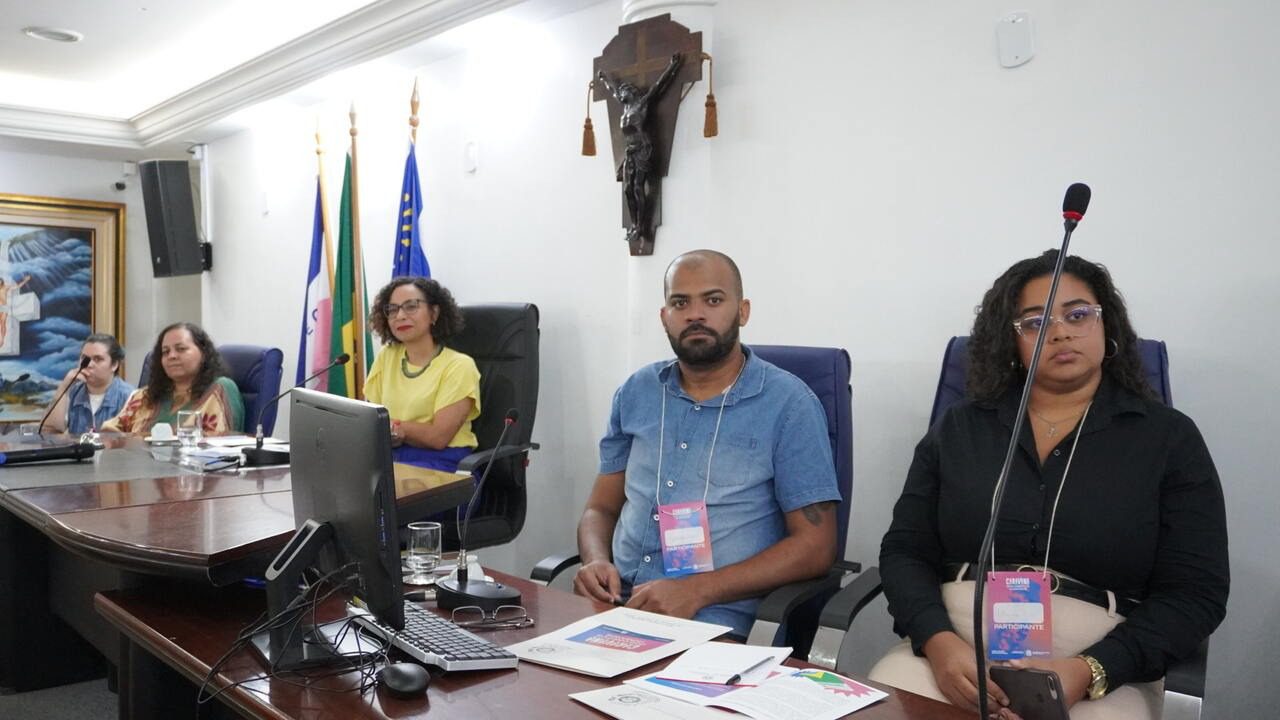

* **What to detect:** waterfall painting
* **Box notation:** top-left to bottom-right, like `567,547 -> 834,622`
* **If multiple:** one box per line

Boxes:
0,194 -> 125,425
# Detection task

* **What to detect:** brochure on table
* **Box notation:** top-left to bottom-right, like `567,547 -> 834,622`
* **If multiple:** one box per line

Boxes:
586,668 -> 888,720
656,644 -> 790,686
506,607 -> 731,678
570,686 -> 736,720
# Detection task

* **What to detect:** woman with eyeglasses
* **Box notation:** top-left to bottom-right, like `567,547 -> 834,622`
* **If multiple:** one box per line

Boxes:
364,276 -> 480,471
873,251 -> 1228,720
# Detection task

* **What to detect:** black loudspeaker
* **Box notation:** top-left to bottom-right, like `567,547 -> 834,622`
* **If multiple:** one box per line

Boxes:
139,159 -> 208,277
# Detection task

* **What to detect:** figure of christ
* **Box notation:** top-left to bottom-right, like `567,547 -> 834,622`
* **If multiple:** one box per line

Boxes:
0,275 -> 32,350
597,53 -> 683,246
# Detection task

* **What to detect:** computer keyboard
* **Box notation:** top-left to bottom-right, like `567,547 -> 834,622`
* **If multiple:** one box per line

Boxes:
348,600 -> 519,671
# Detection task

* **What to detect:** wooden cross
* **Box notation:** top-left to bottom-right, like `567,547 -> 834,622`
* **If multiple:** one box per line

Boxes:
594,14 -> 703,255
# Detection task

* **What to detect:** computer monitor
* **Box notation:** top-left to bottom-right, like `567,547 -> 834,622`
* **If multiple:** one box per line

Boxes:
250,388 -> 402,669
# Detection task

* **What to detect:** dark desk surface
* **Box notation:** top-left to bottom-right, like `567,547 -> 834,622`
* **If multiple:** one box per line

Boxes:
97,571 -> 970,720
0,437 -> 474,584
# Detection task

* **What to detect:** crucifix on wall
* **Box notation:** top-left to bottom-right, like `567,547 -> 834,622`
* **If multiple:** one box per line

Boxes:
589,14 -> 713,256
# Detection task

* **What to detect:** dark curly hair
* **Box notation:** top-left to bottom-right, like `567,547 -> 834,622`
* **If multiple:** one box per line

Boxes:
967,250 -> 1153,403
144,322 -> 229,404
368,276 -> 465,346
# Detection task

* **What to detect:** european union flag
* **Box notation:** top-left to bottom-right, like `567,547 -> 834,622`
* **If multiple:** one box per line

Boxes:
392,143 -> 431,278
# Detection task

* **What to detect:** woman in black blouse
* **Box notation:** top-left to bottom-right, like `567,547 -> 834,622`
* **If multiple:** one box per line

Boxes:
873,251 -> 1228,719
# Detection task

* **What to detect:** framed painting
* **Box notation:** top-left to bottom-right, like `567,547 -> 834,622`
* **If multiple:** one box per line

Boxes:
0,194 -> 125,424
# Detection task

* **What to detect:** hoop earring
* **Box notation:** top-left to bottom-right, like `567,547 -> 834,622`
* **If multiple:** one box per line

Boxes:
1104,338 -> 1119,359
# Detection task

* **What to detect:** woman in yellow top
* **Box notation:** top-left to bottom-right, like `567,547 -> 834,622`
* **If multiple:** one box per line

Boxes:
102,322 -> 245,435
364,276 -> 480,470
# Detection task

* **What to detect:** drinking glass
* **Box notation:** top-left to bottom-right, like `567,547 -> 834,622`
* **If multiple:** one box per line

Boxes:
405,521 -> 442,585
176,410 -> 203,450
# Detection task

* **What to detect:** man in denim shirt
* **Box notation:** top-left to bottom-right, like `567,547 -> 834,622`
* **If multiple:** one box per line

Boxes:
574,250 -> 841,637
44,333 -> 135,435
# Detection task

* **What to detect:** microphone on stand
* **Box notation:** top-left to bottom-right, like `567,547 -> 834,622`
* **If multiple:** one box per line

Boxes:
241,354 -> 351,467
37,357 -> 90,435
436,408 -> 524,612
972,183 -> 1091,720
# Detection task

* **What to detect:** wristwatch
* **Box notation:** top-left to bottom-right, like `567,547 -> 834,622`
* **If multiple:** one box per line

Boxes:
1078,654 -> 1108,700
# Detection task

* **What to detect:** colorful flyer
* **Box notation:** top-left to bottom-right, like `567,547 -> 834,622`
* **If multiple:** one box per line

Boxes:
658,501 -> 714,576
568,624 -> 673,653
985,571 -> 1053,660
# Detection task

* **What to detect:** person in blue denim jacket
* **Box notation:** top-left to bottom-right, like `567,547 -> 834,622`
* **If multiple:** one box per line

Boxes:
573,250 -> 842,638
44,333 -> 135,435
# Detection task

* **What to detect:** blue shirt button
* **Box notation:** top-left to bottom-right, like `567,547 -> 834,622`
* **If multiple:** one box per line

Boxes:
643,555 -> 651,563
680,442 -> 688,450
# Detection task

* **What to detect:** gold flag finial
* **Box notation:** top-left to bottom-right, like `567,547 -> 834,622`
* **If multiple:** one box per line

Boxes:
349,102 -> 358,138
409,78 -> 421,143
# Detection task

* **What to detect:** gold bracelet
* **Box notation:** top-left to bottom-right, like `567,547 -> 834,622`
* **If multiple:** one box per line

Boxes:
1078,654 -> 1108,700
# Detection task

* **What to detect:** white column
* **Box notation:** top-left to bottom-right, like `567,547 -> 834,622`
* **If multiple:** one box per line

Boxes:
617,0 -> 719,372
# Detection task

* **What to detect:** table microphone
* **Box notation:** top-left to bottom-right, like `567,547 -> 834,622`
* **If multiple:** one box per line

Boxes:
972,182 -> 1091,720
436,408 -> 523,612
37,357 -> 89,434
242,353 -> 350,467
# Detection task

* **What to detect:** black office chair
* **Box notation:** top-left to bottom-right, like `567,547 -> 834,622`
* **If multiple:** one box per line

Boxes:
814,336 -> 1208,720
532,344 -> 856,657
137,344 -> 284,434
439,303 -> 540,552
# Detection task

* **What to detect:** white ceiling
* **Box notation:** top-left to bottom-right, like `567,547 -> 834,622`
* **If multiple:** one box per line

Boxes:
0,0 -> 603,158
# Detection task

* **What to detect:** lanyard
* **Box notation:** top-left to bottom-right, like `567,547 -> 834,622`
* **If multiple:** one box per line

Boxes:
655,358 -> 746,508
990,401 -> 1093,579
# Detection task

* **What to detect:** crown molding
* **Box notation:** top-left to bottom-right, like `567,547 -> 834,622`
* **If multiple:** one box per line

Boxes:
0,0 -> 520,151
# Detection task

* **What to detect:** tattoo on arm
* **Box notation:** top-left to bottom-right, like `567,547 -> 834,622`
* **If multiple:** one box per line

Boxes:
801,501 -> 835,527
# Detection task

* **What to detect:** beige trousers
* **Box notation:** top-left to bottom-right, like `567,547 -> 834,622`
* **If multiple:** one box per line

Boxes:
869,581 -> 1162,720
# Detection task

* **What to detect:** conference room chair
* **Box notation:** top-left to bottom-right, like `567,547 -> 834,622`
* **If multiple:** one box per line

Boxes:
439,303 -> 540,552
813,336 -> 1208,720
138,345 -> 285,435
531,344 -> 858,658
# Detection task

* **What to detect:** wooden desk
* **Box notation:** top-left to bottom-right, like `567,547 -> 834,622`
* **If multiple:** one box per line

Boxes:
0,438 -> 474,692
97,571 -> 970,720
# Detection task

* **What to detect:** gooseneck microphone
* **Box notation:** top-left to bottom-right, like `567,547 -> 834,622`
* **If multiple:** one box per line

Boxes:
241,353 -> 350,467
972,183 -> 1091,720
435,408 -> 524,612
37,357 -> 90,434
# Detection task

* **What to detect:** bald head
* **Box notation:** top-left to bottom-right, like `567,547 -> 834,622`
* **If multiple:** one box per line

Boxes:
663,250 -> 744,300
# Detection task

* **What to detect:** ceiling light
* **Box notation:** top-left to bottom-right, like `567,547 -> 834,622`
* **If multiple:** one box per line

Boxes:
22,27 -> 84,43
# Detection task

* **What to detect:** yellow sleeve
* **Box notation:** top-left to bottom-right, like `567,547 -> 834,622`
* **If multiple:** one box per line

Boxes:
436,351 -> 482,421
364,346 -> 391,405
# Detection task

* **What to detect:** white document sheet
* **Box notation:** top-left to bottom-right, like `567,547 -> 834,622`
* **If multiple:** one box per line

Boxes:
569,686 -> 735,720
712,669 -> 888,720
506,607 -> 731,678
656,643 -> 790,685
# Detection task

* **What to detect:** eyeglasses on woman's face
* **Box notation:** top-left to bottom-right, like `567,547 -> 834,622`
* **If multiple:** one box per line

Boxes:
384,298 -> 427,317
1012,304 -> 1103,338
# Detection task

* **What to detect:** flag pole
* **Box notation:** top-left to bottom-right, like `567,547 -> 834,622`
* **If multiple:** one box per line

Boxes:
315,122 -> 334,286
348,103 -> 368,393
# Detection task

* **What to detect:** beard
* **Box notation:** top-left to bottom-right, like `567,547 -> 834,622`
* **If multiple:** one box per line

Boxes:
667,317 -> 740,368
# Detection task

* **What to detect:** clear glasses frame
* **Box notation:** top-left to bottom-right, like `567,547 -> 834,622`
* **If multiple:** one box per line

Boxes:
1012,304 -> 1103,337
383,298 -> 427,317
449,604 -> 534,630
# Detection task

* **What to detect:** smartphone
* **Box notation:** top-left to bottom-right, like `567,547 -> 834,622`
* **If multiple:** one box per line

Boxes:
989,667 -> 1070,720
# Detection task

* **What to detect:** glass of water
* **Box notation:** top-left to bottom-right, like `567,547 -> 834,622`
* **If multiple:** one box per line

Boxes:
175,410 -> 203,450
405,521 -> 442,585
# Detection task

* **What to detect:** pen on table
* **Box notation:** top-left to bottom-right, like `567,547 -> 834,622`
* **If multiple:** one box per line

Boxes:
725,655 -> 775,685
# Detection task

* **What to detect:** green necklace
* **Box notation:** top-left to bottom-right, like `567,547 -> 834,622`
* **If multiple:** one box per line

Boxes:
400,345 -> 443,379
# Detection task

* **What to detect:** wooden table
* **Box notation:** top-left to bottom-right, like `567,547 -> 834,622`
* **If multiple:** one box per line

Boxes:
0,435 -> 474,692
97,570 -> 971,720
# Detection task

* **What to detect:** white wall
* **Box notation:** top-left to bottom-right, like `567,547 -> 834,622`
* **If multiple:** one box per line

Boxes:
0,148 -> 199,385
203,1 -> 1279,716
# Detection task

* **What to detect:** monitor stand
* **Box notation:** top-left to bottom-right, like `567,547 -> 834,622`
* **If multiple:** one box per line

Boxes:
248,519 -> 367,671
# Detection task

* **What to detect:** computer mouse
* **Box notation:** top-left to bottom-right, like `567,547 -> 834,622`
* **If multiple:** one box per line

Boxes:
377,662 -> 430,698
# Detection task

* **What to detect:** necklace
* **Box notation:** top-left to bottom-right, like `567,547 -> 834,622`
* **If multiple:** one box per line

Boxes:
400,345 -> 443,379
1029,406 -> 1084,438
